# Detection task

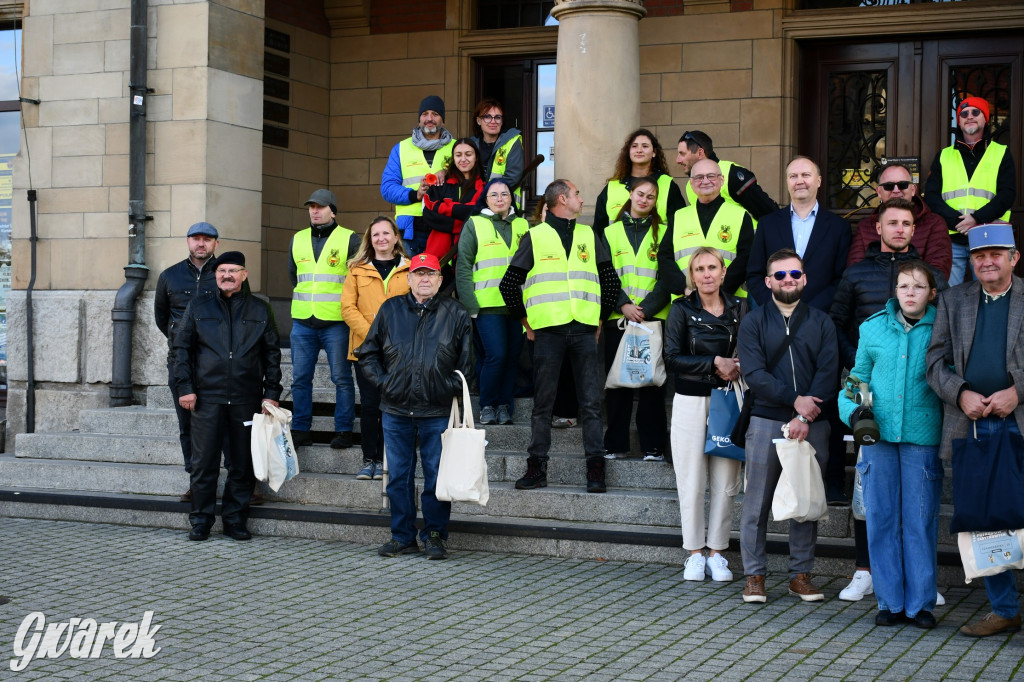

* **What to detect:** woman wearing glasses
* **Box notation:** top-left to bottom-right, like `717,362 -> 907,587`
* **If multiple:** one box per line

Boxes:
456,178 -> 530,425
593,128 -> 685,232
470,99 -> 524,202
839,260 -> 942,629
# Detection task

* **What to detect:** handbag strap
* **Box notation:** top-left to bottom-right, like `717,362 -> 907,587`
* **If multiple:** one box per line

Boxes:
450,370 -> 474,429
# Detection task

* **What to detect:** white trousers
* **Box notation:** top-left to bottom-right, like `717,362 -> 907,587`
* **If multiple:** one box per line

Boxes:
671,393 -> 742,551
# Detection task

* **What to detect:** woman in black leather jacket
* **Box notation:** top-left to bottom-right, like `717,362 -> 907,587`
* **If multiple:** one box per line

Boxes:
663,246 -> 746,583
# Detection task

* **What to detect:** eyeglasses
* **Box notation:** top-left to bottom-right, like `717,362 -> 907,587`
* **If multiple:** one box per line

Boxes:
959,107 -> 983,118
217,268 -> 246,275
487,192 -> 511,199
772,270 -> 803,281
411,270 -> 440,278
691,173 -> 722,183
878,181 -> 912,191
480,114 -> 503,123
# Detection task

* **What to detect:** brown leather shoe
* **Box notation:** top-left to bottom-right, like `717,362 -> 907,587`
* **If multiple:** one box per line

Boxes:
742,575 -> 767,603
789,573 -> 824,602
960,612 -> 1022,638
250,490 -> 264,506
179,488 -> 192,503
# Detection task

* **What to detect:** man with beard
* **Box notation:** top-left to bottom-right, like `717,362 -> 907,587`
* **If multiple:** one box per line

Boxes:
380,95 -> 456,255
737,248 -> 838,604
155,221 -> 220,501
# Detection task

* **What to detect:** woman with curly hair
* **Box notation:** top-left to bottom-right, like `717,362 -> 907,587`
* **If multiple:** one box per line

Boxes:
593,128 -> 685,232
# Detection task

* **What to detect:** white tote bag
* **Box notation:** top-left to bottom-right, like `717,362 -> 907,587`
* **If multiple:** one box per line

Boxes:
436,370 -> 489,506
250,403 -> 299,492
605,319 -> 667,389
958,529 -> 1024,583
772,437 -> 828,523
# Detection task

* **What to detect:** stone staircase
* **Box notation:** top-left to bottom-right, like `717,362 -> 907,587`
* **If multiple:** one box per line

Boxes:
0,350 -> 969,582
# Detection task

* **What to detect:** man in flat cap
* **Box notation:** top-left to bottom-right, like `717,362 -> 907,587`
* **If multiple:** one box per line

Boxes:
174,251 -> 283,541
289,189 -> 361,450
155,221 -> 220,501
927,223 -> 1024,637
380,95 -> 455,256
924,96 -> 1016,285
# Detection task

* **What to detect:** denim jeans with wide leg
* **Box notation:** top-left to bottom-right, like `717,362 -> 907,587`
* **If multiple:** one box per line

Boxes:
475,313 -> 524,409
860,441 -> 942,617
381,413 -> 450,545
289,320 -> 354,432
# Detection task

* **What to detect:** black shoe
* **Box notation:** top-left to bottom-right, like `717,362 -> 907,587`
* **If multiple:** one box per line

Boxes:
223,524 -> 252,541
586,457 -> 606,493
179,488 -> 192,503
424,531 -> 449,560
826,483 -> 849,506
188,525 -> 210,541
330,431 -> 353,449
875,609 -> 905,626
914,611 -> 937,629
378,539 -> 420,557
515,458 -> 547,490
292,430 -> 313,447
249,490 -> 265,506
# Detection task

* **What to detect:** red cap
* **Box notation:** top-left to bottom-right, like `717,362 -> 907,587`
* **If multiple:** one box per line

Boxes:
410,252 -> 441,272
958,97 -> 990,121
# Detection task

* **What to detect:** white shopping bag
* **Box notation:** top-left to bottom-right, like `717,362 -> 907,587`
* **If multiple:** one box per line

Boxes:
250,403 -> 299,492
436,370 -> 489,506
772,437 -> 828,523
957,530 -> 1024,583
605,319 -> 667,389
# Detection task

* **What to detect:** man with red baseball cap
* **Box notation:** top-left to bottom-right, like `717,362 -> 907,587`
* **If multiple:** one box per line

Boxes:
924,96 -> 1016,286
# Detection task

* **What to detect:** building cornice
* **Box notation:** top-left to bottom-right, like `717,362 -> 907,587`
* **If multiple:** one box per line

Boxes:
783,1 -> 1024,39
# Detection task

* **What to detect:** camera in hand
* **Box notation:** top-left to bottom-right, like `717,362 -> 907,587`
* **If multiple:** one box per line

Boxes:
844,375 -> 879,446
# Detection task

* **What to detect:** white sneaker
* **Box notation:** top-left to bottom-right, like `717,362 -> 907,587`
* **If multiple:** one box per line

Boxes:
705,553 -> 734,582
683,553 -> 707,581
603,452 -> 626,460
838,570 -> 874,601
936,591 -> 945,607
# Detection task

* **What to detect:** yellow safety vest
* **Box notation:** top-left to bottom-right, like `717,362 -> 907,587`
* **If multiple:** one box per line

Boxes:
523,223 -> 601,329
605,220 -> 667,320
605,174 -> 674,225
470,214 -> 530,309
395,137 -> 455,218
671,201 -> 748,298
489,134 -> 523,205
291,226 -> 354,321
939,142 -> 1011,232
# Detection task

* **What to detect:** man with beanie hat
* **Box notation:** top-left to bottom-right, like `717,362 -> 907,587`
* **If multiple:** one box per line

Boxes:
676,130 -> 778,219
289,189 -> 362,450
174,251 -> 283,541
380,95 -> 456,255
924,96 -> 1016,285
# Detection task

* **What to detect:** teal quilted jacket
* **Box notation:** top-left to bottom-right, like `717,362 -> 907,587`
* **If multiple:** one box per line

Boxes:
839,298 -> 942,446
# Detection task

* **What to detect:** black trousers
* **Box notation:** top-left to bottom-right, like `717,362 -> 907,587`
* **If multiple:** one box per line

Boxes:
189,401 -> 258,529
168,360 -> 192,472
355,363 -> 383,463
601,320 -> 667,455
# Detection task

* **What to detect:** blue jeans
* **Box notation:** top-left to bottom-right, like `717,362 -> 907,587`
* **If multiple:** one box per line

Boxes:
474,313 -> 523,409
975,416 -> 1023,618
949,241 -> 970,287
289,321 -> 354,432
382,413 -> 450,544
859,441 -> 942,617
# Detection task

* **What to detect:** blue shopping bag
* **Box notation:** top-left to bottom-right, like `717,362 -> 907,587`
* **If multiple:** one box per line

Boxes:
705,385 -> 745,462
950,419 -> 1024,533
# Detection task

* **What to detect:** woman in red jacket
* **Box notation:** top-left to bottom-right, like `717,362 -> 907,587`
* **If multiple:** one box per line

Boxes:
422,138 -> 486,260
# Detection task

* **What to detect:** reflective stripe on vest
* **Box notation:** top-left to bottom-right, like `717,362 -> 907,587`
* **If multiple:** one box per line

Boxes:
523,223 -> 601,329
671,201 -> 749,298
469,215 -> 530,308
605,174 -> 674,225
604,220 -> 667,320
395,137 -> 455,218
939,142 -> 1011,231
291,226 -> 354,321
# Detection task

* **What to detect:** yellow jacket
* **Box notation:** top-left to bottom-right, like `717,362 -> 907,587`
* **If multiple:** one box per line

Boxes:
340,258 -> 411,360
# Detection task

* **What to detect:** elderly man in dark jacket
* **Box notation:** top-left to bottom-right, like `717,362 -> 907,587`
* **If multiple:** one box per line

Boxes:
357,252 -> 473,561
174,251 -> 282,542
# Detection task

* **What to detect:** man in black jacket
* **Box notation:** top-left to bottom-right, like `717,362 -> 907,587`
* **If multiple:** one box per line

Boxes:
357,253 -> 473,560
174,252 -> 283,541
154,221 -> 219,499
737,248 -> 838,605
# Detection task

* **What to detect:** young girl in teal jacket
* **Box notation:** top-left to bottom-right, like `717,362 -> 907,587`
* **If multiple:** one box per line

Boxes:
839,260 -> 943,630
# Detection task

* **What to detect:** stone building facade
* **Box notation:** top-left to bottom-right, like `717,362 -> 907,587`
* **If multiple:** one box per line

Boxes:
4,0 -> 1023,438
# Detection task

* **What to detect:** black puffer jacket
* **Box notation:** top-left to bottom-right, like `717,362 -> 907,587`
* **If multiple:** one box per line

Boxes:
356,293 -> 473,418
173,291 -> 283,404
663,291 -> 746,395
829,242 -> 948,368
154,258 -> 218,347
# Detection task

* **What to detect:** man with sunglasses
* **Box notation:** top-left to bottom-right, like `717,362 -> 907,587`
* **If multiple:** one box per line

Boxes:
924,97 -> 1016,286
737,248 -> 838,604
848,163 -> 951,278
676,130 -> 778,219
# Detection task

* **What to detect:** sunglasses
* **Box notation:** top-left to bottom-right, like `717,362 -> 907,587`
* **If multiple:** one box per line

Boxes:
959,107 -> 983,118
772,270 -> 803,281
879,181 -> 911,191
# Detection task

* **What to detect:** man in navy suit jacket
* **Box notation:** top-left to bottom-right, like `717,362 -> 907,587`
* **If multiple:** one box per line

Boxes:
746,157 -> 852,311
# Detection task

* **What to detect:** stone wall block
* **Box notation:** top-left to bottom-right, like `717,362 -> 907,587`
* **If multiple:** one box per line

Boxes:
639,44 -> 681,73
153,119 -> 207,185
640,102 -> 672,127
105,122 -> 129,155
32,0 -> 131,14
5,387 -> 110,439
16,127 -> 53,189
22,15 -> 54,77
292,109 -> 329,138
351,113 -> 414,138
53,42 -> 105,76
639,74 -> 660,103
682,40 -> 752,72
38,187 -> 109,214
84,212 -> 128,239
53,9 -> 130,44
169,184 -> 208,237
750,145 -> 785,199
328,115 -> 352,138
672,99 -> 740,125
102,154 -> 130,187
39,73 -> 123,101
330,136 -> 375,161
407,30 -> 454,58
156,3 -> 209,69
53,125 -> 106,157
38,99 -> 100,127
51,239 -> 127,290
10,240 -> 51,290
661,70 -> 751,102
209,3 -> 263,80
7,291 -> 83,383
331,62 -> 368,90
104,39 -> 130,72
740,98 -> 782,147
752,38 -> 784,98
206,122 -> 262,191
263,146 -> 283,175
51,156 -> 104,188
291,81 -> 330,116
336,184 -> 386,213
208,70 -> 263,130
367,58 -> 444,88
328,159 -> 369,187
171,67 -> 209,121
291,54 -> 330,89
640,11 -> 770,45
38,212 -> 84,240
206,185 -> 262,243
379,85 -> 443,115
330,88 -> 381,116
330,34 -> 407,63
97,97 -> 130,124
212,0 -> 263,17
145,184 -> 171,212
281,152 -> 328,185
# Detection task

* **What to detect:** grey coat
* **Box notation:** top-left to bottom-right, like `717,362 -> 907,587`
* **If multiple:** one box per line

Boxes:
925,275 -> 1024,460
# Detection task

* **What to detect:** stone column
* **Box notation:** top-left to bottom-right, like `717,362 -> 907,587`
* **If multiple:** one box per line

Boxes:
550,0 -> 646,224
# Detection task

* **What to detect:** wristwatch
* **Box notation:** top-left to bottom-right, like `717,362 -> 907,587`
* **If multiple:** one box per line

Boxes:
796,415 -> 809,424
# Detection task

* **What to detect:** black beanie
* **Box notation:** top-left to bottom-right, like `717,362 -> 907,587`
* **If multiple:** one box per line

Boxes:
419,95 -> 445,121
